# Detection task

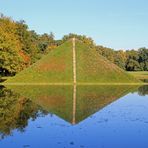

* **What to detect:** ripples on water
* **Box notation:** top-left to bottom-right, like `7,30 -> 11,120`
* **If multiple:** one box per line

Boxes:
0,85 -> 148,148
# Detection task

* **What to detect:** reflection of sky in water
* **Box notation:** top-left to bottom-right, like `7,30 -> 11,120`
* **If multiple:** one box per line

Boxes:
0,86 -> 148,148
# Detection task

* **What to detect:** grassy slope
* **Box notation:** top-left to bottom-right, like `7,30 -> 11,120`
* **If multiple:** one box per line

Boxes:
5,40 -> 73,83
76,40 -> 139,83
128,71 -> 148,80
4,39 -> 140,84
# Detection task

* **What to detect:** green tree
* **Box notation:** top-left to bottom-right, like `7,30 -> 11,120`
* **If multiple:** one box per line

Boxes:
16,21 -> 41,63
138,48 -> 148,71
0,16 -> 25,76
38,32 -> 55,54
114,50 -> 127,70
61,33 -> 95,48
126,59 -> 141,71
125,50 -> 141,71
96,45 -> 115,63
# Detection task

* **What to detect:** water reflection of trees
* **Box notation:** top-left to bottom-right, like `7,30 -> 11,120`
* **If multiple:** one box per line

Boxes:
138,85 -> 148,96
0,86 -> 47,139
6,85 -> 138,124
0,85 -> 147,139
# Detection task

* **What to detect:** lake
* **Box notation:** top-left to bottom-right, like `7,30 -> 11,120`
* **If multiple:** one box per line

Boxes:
0,85 -> 148,148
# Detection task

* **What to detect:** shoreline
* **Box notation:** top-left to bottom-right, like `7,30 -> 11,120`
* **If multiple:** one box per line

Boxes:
1,82 -> 148,86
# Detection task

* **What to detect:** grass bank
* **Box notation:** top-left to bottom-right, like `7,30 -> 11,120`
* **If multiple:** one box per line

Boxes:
128,71 -> 148,82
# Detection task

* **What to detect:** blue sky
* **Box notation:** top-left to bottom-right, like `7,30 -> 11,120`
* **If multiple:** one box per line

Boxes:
0,0 -> 148,50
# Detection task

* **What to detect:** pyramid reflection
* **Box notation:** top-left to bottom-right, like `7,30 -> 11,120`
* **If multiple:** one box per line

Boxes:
6,85 -> 138,124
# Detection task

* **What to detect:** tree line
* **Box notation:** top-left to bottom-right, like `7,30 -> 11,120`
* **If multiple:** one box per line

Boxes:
0,15 -> 148,77
61,34 -> 148,71
0,14 -> 56,76
97,46 -> 148,71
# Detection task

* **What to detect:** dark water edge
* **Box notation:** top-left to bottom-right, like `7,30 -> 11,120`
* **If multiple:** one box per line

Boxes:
0,85 -> 148,148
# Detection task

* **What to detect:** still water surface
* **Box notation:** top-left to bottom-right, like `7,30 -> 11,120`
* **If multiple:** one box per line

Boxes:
0,85 -> 148,148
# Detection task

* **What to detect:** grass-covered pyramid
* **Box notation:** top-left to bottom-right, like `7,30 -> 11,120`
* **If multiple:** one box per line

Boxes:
5,39 -> 139,84
6,40 -> 73,83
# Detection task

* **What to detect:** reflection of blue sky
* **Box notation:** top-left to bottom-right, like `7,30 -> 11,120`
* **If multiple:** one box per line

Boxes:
0,92 -> 148,148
